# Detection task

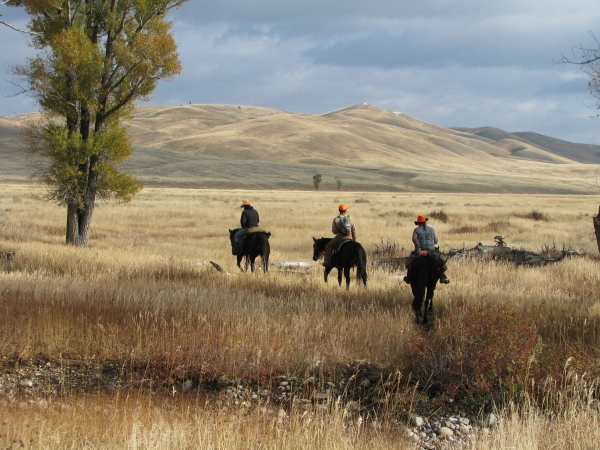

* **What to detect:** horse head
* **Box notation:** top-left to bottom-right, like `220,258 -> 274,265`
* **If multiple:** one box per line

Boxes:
312,237 -> 325,261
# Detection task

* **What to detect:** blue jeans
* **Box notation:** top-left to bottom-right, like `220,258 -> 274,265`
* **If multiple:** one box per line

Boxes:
234,228 -> 246,243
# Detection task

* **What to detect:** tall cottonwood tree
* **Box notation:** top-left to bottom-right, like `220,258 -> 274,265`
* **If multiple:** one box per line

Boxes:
5,0 -> 187,245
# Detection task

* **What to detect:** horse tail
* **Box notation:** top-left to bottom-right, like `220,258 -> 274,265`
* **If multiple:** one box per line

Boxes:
261,234 -> 270,272
355,244 -> 368,287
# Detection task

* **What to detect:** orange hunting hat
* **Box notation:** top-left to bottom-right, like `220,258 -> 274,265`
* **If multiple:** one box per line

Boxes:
240,200 -> 252,207
415,215 -> 428,224
339,203 -> 347,211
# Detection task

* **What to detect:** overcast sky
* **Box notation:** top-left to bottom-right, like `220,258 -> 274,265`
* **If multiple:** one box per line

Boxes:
2,1 -> 600,144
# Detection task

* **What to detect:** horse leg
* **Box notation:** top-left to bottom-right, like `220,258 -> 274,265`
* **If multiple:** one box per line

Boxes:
344,267 -> 351,290
324,266 -> 332,283
422,292 -> 430,324
237,255 -> 244,272
411,263 -> 428,325
262,255 -> 268,273
422,279 -> 438,323
412,291 -> 425,324
427,285 -> 435,313
338,268 -> 343,286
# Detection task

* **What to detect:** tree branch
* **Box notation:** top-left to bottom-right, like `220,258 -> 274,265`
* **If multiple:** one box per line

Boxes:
104,75 -> 147,120
0,17 -> 39,34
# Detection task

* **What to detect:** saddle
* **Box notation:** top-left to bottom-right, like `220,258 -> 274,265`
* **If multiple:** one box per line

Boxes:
238,227 -> 270,250
332,237 -> 352,256
405,248 -> 448,269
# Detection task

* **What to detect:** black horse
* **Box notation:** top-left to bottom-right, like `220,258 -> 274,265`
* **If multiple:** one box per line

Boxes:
407,254 -> 442,324
312,237 -> 367,289
229,229 -> 271,273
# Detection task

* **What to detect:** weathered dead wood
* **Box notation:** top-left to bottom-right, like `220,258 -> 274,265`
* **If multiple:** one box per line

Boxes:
209,261 -> 228,274
271,262 -> 312,269
449,241 -> 584,267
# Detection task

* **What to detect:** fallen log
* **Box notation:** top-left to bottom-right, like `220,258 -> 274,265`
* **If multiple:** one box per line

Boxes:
270,261 -> 312,269
448,241 -> 584,267
209,261 -> 228,274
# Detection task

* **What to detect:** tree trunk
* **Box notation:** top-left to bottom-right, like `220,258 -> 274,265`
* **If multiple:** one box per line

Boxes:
65,159 -> 98,246
66,201 -> 95,246
594,206 -> 600,255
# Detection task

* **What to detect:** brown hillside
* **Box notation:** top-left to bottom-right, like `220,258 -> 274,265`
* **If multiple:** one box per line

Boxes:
0,104 -> 596,193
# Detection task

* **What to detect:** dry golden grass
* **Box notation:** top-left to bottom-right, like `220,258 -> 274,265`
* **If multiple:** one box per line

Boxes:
2,104 -> 599,192
1,185 -> 600,448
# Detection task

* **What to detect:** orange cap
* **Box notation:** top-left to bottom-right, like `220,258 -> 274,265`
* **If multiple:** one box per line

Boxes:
240,200 -> 252,207
415,215 -> 428,224
339,203 -> 347,211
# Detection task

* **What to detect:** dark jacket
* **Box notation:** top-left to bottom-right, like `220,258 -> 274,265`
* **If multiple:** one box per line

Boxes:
240,206 -> 259,228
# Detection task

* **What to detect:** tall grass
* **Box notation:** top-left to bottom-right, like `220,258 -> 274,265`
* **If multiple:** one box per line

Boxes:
1,186 -> 600,447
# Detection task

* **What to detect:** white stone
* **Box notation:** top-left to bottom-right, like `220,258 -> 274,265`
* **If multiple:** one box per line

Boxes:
438,426 -> 454,437
407,431 -> 419,442
412,415 -> 424,427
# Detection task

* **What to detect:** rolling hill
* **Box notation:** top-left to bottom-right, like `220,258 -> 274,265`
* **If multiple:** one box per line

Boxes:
1,103 -> 598,193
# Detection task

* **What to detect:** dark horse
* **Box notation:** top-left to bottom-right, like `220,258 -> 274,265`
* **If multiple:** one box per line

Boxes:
407,254 -> 442,324
312,237 -> 367,289
229,229 -> 271,273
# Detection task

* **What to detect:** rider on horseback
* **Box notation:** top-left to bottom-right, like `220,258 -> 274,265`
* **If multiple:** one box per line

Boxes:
404,215 -> 450,284
323,204 -> 356,269
233,200 -> 260,255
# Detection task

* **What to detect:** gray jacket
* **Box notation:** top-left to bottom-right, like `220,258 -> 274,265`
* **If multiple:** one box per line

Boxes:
413,225 -> 438,251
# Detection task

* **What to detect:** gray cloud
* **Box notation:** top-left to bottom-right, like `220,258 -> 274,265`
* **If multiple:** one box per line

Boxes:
2,0 -> 600,144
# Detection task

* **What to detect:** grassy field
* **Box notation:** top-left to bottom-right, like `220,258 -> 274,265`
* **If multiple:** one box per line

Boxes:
1,185 -> 600,448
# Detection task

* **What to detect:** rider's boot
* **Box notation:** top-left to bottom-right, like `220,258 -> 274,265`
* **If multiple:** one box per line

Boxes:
322,261 -> 333,269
